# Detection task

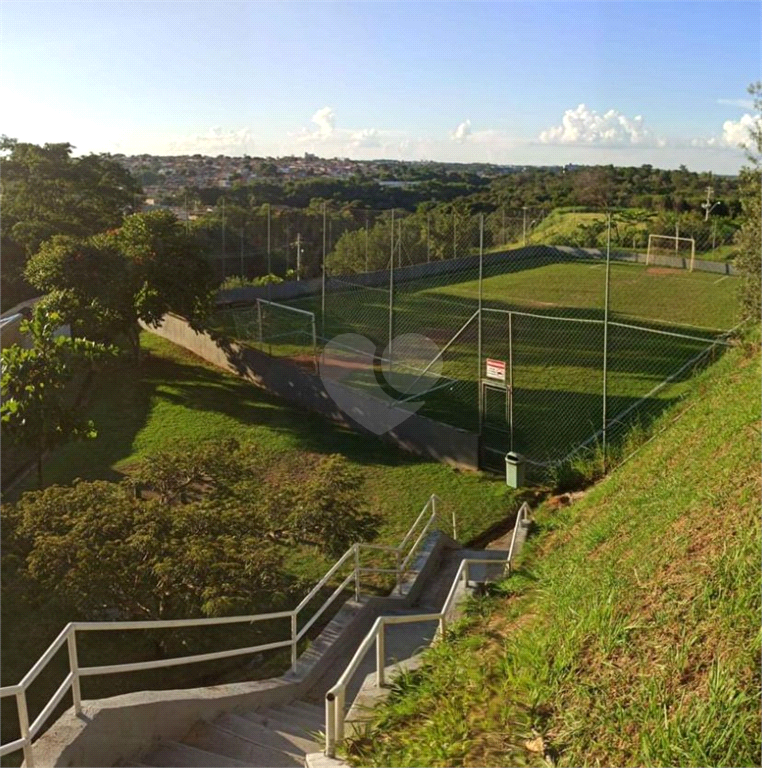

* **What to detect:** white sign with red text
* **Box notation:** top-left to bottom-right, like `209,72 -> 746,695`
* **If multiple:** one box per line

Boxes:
485,358 -> 506,381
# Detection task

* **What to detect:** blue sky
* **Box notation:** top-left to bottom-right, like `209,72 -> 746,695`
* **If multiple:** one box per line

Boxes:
1,0 -> 759,172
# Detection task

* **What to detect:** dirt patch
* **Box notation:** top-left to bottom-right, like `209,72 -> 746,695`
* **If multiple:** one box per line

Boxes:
646,267 -> 683,276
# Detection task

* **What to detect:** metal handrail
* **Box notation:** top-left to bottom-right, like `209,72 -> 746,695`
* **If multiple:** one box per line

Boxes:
324,503 -> 531,757
0,493 -> 451,767
505,501 -> 531,573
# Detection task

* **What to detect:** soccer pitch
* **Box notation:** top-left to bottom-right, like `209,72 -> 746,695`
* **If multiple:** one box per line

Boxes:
238,258 -> 740,466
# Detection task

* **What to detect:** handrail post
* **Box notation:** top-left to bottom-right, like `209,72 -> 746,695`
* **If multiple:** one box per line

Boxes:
290,612 -> 298,667
66,627 -> 82,715
395,549 -> 401,592
335,687 -> 346,742
376,620 -> 385,687
16,691 -> 34,768
439,612 -> 447,639
353,543 -> 361,601
325,694 -> 336,757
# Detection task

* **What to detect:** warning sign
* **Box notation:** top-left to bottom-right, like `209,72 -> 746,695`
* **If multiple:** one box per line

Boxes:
485,358 -> 506,381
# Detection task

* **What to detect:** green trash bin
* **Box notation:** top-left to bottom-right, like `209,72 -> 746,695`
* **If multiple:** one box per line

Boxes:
505,452 -> 525,488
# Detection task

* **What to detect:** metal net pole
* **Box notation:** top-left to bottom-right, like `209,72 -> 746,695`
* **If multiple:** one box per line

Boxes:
322,202 -> 327,339
602,212 -> 612,465
388,210 -> 395,368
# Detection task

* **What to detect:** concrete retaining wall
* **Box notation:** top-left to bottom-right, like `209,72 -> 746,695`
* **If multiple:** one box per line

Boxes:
143,314 -> 479,470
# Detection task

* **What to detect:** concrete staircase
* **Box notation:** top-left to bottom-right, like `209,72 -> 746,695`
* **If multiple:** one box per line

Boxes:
126,545 -> 511,768
136,701 -> 326,767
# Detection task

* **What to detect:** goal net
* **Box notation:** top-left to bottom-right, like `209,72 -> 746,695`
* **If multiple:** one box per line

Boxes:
223,299 -> 317,362
646,234 -> 696,271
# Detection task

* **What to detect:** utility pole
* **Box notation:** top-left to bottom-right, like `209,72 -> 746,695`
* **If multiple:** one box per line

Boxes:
701,185 -> 720,221
296,233 -> 302,280
522,206 -> 528,246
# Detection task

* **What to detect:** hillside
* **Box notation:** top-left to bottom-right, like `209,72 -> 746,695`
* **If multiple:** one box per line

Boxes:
345,338 -> 761,767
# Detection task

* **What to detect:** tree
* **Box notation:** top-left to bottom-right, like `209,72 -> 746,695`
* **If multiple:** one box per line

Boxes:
25,211 -> 215,360
3,442 -> 377,656
0,137 -> 141,309
1,306 -> 116,485
734,83 -> 762,321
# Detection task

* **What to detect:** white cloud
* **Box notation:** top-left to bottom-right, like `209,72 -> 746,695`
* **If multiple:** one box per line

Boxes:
165,127 -> 254,154
349,128 -> 381,148
690,113 -> 761,149
310,106 -> 335,138
295,106 -> 336,142
539,104 -> 655,145
721,113 -> 760,148
717,98 -> 755,109
450,119 -> 471,142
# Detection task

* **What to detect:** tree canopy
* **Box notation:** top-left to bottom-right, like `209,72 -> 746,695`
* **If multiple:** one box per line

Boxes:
25,210 -> 215,360
0,306 -> 117,485
2,441 -> 377,642
734,83 -> 762,321
0,137 -> 141,309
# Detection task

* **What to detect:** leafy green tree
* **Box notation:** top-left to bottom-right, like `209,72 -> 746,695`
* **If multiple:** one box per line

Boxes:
734,83 -> 762,321
1,306 -> 116,485
25,211 -> 214,360
0,137 -> 140,309
3,441 -> 376,657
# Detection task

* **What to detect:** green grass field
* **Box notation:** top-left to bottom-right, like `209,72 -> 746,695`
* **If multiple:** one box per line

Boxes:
214,256 -> 738,465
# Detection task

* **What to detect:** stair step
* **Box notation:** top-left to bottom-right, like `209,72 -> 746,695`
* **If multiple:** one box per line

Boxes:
185,720 -> 303,767
242,707 -> 324,737
141,739 -> 250,767
215,712 -> 321,755
279,702 -> 325,728
287,700 -> 325,721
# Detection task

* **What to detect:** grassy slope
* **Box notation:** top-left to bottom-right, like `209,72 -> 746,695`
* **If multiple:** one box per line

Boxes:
503,209 -> 738,261
346,340 -> 761,767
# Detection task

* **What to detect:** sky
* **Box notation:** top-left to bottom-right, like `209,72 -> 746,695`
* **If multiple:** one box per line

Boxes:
1,0 -> 760,173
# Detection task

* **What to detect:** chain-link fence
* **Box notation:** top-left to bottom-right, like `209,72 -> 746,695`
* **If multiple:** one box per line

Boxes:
207,204 -> 742,474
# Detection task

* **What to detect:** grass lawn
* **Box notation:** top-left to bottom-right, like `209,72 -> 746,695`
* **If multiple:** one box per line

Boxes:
2,331 -> 519,755
216,257 -> 738,464
343,340 -> 761,768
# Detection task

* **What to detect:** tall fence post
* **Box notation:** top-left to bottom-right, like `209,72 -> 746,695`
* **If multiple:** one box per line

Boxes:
321,203 -> 327,339
388,210 -> 395,368
365,214 -> 370,272
602,212 -> 612,466
477,214 -> 484,427
67,627 -> 82,715
426,212 -> 431,262
508,311 -> 514,452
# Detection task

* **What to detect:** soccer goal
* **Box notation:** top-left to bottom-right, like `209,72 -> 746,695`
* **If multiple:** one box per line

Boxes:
646,234 -> 696,271
256,298 -> 317,358
224,299 -> 317,363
